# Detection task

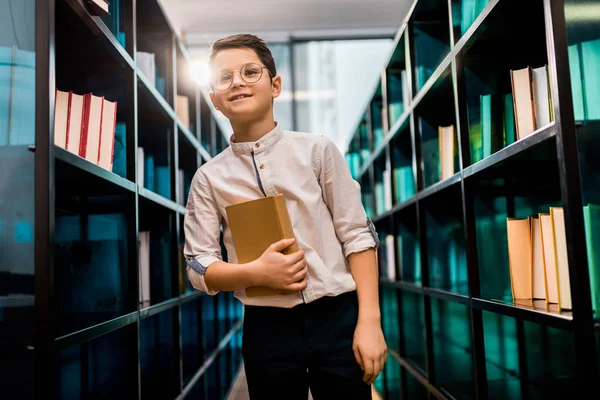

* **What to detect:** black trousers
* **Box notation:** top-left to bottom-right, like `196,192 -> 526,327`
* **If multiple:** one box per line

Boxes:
242,291 -> 372,400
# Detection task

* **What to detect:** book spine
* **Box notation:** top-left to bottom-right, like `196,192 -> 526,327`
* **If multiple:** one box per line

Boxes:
65,91 -> 73,149
110,101 -> 117,171
79,94 -> 91,157
274,195 -> 299,255
97,98 -> 105,165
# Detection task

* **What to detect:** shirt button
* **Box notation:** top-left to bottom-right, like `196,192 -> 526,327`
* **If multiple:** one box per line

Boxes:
259,164 -> 265,169
255,143 -> 260,148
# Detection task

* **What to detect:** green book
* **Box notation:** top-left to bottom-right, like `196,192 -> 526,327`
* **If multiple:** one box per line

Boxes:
584,204 -> 600,312
581,38 -> 600,120
568,43 -> 586,121
481,94 -> 492,158
503,93 -> 516,146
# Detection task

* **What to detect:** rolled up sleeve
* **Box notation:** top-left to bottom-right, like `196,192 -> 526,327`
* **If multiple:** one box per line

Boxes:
319,135 -> 378,259
183,169 -> 222,295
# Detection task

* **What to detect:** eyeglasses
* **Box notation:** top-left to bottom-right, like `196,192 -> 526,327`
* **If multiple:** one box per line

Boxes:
211,62 -> 271,91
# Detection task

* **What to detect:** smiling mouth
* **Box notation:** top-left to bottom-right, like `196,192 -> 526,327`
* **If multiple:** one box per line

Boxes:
229,94 -> 252,102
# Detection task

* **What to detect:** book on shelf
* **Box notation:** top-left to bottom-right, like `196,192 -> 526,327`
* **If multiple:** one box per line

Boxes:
54,89 -> 118,172
503,93 -> 516,146
137,147 -> 145,187
583,204 -> 600,312
383,168 -> 393,211
177,95 -> 190,129
510,65 -> 553,140
225,194 -> 299,297
551,207 -> 572,310
439,125 -> 455,180
506,208 -> 571,308
139,231 -> 151,305
85,0 -> 109,16
137,51 -> 156,88
568,38 -> 600,121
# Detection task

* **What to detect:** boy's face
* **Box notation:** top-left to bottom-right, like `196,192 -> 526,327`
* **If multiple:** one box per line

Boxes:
209,48 -> 281,123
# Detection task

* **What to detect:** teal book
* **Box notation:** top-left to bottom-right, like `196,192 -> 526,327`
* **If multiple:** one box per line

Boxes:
375,180 -> 385,215
144,155 -> 155,191
112,123 -> 127,178
580,38 -> 600,120
481,94 -> 492,158
568,43 -> 586,121
503,93 -> 516,146
584,204 -> 600,312
155,166 -> 171,199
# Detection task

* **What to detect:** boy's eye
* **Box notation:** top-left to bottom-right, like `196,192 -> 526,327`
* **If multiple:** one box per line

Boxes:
219,74 -> 232,82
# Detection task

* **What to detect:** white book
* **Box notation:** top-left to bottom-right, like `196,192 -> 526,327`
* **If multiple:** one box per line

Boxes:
540,214 -> 559,304
532,66 -> 551,129
138,231 -> 151,304
54,90 -> 70,149
510,67 -> 536,139
531,217 -> 547,300
551,207 -> 572,310
383,168 -> 393,211
66,93 -> 84,155
98,99 -> 117,171
439,125 -> 454,180
385,234 -> 396,280
137,147 -> 145,187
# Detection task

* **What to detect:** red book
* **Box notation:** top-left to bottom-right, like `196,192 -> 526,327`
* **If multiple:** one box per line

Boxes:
79,93 -> 104,164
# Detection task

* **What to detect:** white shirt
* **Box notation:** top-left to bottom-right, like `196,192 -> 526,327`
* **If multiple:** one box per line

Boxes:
183,123 -> 378,308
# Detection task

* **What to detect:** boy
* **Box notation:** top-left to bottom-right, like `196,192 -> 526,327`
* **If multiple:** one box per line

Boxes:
183,34 -> 387,399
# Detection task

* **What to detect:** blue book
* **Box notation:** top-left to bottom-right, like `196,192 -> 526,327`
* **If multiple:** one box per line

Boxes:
112,123 -> 127,178
144,155 -> 155,191
155,166 -> 171,199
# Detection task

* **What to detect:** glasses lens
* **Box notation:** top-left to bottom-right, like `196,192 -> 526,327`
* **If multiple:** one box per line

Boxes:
241,63 -> 263,84
212,70 -> 232,91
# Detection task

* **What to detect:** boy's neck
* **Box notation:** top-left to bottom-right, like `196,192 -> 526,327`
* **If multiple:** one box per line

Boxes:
230,114 -> 277,143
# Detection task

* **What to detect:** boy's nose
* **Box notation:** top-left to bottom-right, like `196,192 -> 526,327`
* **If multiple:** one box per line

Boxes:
231,71 -> 246,88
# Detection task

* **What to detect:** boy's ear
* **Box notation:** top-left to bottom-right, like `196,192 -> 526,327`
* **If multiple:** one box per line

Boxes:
271,75 -> 282,100
209,90 -> 221,112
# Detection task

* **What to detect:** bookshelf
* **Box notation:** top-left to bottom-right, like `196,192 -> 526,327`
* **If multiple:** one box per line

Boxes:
346,0 -> 600,398
0,0 -> 241,399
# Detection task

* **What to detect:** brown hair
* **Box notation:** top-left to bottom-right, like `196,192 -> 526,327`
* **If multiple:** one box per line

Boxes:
208,34 -> 276,80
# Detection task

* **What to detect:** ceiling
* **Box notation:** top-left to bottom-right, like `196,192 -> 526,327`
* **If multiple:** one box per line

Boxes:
159,0 -> 413,45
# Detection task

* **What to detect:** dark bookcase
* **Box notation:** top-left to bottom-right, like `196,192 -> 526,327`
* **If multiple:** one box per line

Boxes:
347,0 -> 600,398
0,0 -> 242,399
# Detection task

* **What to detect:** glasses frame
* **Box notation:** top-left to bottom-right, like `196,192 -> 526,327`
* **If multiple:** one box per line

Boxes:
210,62 -> 272,91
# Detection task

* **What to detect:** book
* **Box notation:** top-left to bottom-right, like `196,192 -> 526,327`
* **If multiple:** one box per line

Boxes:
540,213 -> 559,304
551,207 -> 572,310
507,217 -> 533,300
439,125 -> 455,180
531,217 -> 548,300
225,194 -> 299,297
66,93 -> 84,155
531,65 -> 552,129
481,94 -> 492,159
510,67 -> 536,139
54,90 -> 71,149
583,204 -> 600,312
79,93 -> 104,164
137,147 -> 145,187
139,231 -> 151,305
98,99 -> 117,171
177,95 -> 190,129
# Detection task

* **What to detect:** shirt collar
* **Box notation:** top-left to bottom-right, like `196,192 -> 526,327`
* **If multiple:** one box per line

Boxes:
229,123 -> 283,155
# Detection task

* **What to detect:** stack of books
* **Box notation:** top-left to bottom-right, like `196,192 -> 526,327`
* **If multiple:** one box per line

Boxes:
506,207 -> 571,310
54,89 -> 124,174
510,65 -> 553,139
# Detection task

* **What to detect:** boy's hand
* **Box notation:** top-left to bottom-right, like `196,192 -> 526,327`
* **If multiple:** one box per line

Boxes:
352,318 -> 387,385
252,238 -> 308,292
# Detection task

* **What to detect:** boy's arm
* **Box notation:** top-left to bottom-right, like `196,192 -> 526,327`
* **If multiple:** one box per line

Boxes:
184,170 -> 308,293
318,135 -> 387,384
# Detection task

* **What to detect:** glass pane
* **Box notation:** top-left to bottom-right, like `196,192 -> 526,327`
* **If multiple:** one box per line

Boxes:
483,311 -> 578,400
411,0 -> 451,91
397,205 -> 421,285
431,298 -> 475,399
391,124 -> 415,205
140,309 -> 178,399
55,206 -> 134,336
424,185 -> 468,295
386,34 -> 410,127
0,5 -> 36,395
293,39 -> 393,147
381,285 -> 400,353
451,0 -> 491,39
57,324 -> 138,399
401,290 -> 427,373
182,298 -> 203,385
565,0 -> 600,318
462,0 -> 549,166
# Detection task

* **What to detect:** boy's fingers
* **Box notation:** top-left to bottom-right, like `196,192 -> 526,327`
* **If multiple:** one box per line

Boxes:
363,359 -> 374,383
284,277 -> 307,292
271,238 -> 295,252
291,264 -> 308,281
353,346 -> 364,371
369,359 -> 381,385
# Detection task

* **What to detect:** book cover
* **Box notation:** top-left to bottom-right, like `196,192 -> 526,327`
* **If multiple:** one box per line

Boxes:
507,217 -> 533,300
551,207 -> 572,310
226,194 -> 299,297
510,67 -> 536,139
540,213 -> 559,304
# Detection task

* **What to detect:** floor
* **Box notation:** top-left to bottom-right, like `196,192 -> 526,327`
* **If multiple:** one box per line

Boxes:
226,364 -> 383,400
